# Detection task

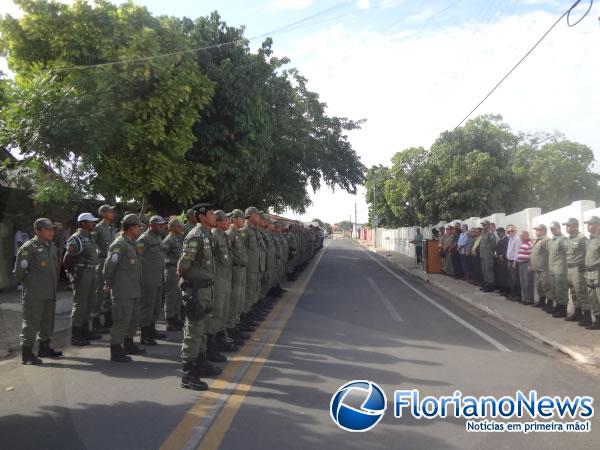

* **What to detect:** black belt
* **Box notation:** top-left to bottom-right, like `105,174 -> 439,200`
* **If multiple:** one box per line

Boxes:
165,263 -> 176,267
75,264 -> 95,268
586,264 -> 600,272
233,264 -> 246,267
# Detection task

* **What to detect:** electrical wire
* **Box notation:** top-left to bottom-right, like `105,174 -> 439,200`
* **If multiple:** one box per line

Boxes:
453,0 -> 594,130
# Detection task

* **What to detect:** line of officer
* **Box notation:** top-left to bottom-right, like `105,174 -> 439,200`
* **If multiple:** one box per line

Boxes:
94,205 -> 117,331
163,218 -> 184,331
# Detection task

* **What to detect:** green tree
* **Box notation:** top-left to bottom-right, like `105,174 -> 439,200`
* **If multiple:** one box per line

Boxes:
365,165 -> 401,227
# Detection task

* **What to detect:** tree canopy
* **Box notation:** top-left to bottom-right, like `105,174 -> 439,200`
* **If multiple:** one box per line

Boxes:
0,0 -> 365,215
366,115 -> 599,226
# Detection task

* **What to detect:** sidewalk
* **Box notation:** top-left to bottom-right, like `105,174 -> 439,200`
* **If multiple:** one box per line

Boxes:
359,240 -> 600,367
0,288 -> 73,358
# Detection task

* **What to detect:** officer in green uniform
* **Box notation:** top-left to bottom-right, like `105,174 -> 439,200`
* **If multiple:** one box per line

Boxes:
285,224 -> 298,281
226,209 -> 249,345
241,207 -> 265,332
584,216 -> 600,329
563,218 -> 589,323
163,218 -> 184,331
64,212 -> 101,346
177,203 -> 222,391
137,215 -> 167,345
547,221 -> 569,317
94,205 -> 116,330
14,218 -> 61,365
210,210 -> 236,354
530,224 -> 552,309
274,222 -> 289,292
182,209 -> 197,237
258,214 -> 274,303
103,214 -> 145,362
479,220 -> 496,292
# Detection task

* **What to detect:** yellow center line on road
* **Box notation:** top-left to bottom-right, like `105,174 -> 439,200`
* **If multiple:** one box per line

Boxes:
160,242 -> 328,450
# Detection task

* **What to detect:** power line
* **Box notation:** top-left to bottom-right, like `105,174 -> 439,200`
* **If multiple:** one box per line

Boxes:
49,1 -> 352,73
453,0 -> 594,130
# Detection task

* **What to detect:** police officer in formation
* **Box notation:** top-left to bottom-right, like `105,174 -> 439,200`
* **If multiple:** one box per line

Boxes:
15,208 -> 320,379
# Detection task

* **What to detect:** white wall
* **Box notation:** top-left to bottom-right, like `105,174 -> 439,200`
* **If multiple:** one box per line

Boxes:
372,200 -> 597,257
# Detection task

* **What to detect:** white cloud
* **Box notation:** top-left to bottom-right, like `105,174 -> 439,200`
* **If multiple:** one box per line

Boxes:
267,0 -> 314,12
281,11 -> 600,224
357,0 -> 371,10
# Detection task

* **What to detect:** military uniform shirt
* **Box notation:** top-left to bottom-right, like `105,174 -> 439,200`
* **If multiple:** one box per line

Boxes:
530,237 -> 550,272
103,234 -> 142,299
94,221 -> 116,259
227,227 -> 248,267
66,229 -> 98,266
177,225 -> 215,282
585,235 -> 600,280
566,233 -> 587,268
13,237 -> 58,301
137,230 -> 165,288
163,233 -> 183,266
548,235 -> 568,274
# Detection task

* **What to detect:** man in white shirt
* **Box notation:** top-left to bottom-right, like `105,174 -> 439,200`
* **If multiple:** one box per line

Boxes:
506,225 -> 522,301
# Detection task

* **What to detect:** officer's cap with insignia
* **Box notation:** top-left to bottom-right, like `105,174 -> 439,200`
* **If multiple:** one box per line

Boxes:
584,216 -> 600,225
480,219 -> 490,226
549,221 -> 561,229
229,209 -> 245,219
562,217 -> 579,226
533,224 -> 547,230
149,215 -> 167,225
245,206 -> 261,218
98,204 -> 115,215
214,210 -> 229,221
192,203 -> 214,215
122,214 -> 141,227
34,218 -> 59,230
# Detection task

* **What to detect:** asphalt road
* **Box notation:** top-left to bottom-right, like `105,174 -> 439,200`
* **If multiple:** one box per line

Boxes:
1,238 -> 599,450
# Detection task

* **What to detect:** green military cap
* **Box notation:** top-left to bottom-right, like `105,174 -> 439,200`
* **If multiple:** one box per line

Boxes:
584,216 -> 600,225
214,210 -> 229,221
533,224 -> 547,230
168,218 -> 182,228
34,218 -> 59,230
549,221 -> 561,229
562,217 -> 579,226
229,209 -> 245,219
480,219 -> 490,226
185,208 -> 195,218
122,214 -> 141,227
245,206 -> 261,217
149,215 -> 167,225
98,204 -> 115,215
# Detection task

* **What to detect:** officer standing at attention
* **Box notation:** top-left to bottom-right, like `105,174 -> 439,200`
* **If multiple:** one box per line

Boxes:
163,218 -> 184,331
94,205 -> 116,331
226,210 -> 249,345
479,220 -> 496,292
64,212 -> 101,346
210,210 -> 236,356
182,209 -> 197,237
530,224 -> 552,309
584,216 -> 600,329
241,207 -> 265,332
103,214 -> 146,362
14,218 -> 61,365
563,218 -> 589,323
137,215 -> 167,345
177,204 -> 221,391
547,221 -> 569,317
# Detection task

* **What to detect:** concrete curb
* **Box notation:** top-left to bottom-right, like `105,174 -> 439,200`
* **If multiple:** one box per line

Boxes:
360,241 -> 595,367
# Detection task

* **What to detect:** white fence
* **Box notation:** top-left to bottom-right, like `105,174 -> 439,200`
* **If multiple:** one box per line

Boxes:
373,200 -> 599,258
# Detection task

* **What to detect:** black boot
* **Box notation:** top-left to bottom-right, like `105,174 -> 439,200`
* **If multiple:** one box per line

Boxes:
110,344 -> 132,362
124,337 -> 146,355
206,335 -> 227,363
151,323 -> 167,339
552,304 -> 567,318
83,323 -> 102,340
140,326 -> 157,345
92,317 -> 110,334
228,327 -> 245,346
22,346 -> 43,365
71,327 -> 91,346
578,310 -> 593,327
195,352 -> 222,377
565,307 -> 582,322
216,331 -> 238,353
586,315 -> 600,330
544,300 -> 556,314
533,297 -> 546,308
167,317 -> 183,332
37,340 -> 63,358
181,361 -> 208,391
236,326 -> 251,341
104,311 -> 113,328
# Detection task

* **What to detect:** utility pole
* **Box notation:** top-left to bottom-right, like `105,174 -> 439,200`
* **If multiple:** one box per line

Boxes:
354,202 -> 357,239
373,176 -> 377,247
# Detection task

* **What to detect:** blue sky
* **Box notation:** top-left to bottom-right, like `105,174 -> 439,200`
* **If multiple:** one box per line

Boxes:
1,1 -> 598,224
